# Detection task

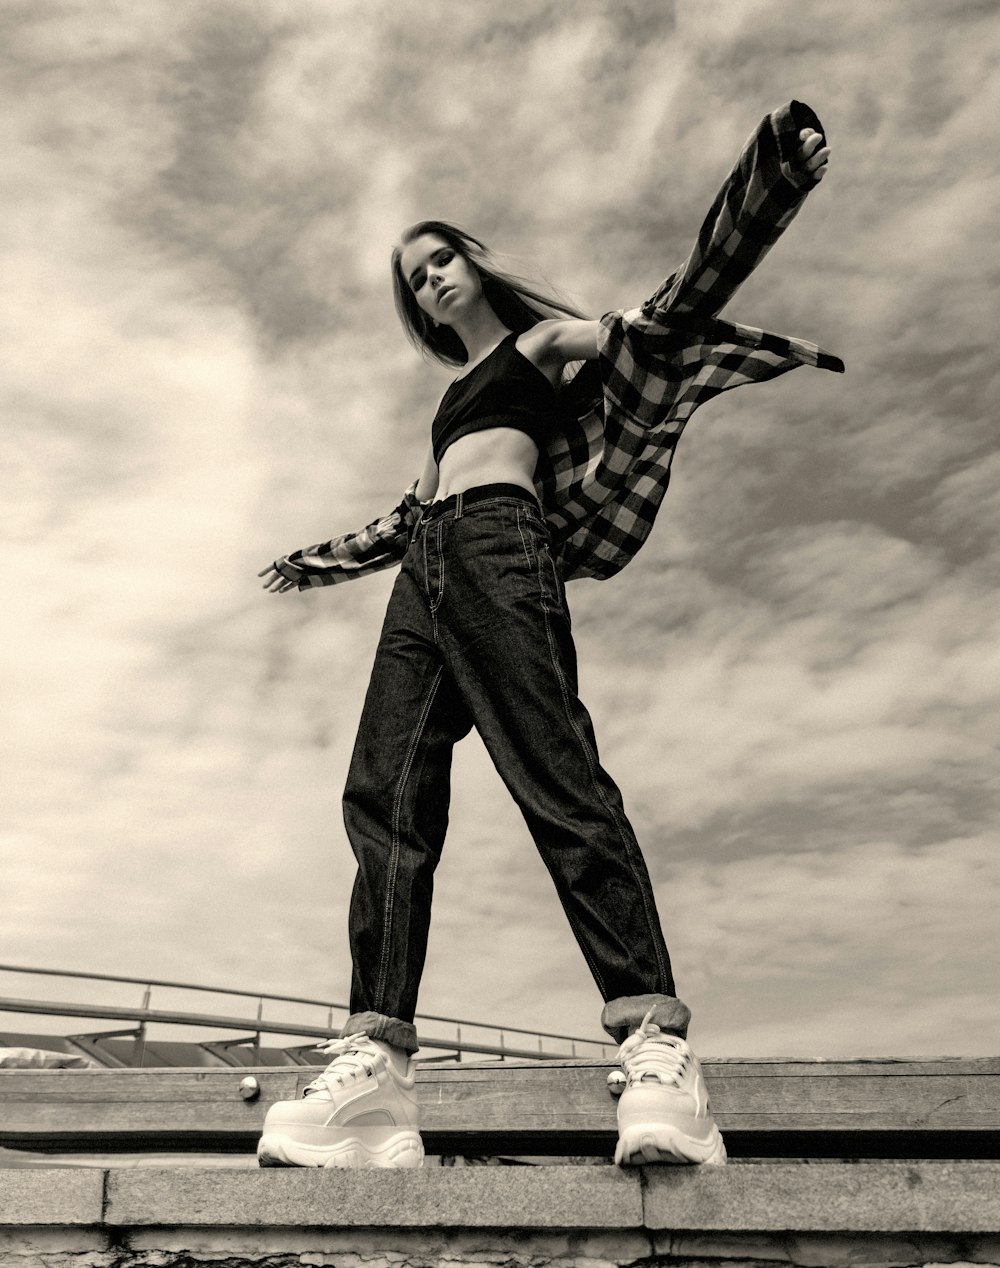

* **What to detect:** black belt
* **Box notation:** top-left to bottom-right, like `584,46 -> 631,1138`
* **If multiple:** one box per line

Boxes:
421,483 -> 539,523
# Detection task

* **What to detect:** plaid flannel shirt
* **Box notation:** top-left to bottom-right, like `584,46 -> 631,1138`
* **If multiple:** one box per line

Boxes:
274,99 -> 844,590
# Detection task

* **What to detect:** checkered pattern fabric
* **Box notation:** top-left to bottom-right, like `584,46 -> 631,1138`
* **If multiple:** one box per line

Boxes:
274,100 -> 843,590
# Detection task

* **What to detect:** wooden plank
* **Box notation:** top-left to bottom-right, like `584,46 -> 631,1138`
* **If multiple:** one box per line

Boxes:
1,1059 -> 998,1157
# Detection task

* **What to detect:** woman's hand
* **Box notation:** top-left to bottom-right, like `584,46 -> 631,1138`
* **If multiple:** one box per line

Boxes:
797,127 -> 830,181
258,564 -> 297,594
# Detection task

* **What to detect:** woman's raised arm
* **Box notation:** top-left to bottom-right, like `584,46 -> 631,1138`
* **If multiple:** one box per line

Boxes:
519,318 -> 602,380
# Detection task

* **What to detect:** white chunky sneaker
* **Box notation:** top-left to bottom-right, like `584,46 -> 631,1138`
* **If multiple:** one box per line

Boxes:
257,1032 -> 423,1169
614,1008 -> 726,1166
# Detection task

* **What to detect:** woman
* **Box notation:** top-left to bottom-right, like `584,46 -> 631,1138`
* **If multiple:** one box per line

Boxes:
257,106 -> 836,1171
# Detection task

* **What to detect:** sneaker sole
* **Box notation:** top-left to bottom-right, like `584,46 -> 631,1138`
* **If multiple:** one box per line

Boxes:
258,1129 -> 424,1170
615,1122 -> 727,1166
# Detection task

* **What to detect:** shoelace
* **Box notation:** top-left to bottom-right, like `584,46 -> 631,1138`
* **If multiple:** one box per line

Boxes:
618,1006 -> 690,1089
303,1031 -> 379,1097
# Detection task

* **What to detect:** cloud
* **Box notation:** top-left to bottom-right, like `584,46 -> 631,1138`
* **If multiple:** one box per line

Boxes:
664,834 -> 999,1056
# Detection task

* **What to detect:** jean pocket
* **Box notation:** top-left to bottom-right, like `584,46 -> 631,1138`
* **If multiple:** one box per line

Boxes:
516,506 -> 564,612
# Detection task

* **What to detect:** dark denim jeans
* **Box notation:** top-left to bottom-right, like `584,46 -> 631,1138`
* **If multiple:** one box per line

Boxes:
341,485 -> 689,1055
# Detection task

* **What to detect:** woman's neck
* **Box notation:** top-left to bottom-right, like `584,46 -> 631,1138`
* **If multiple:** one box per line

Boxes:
452,309 -> 512,369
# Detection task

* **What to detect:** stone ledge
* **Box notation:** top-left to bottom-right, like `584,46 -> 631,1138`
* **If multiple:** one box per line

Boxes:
642,1161 -> 1000,1233
108,1164 -> 643,1230
0,1168 -> 104,1225
5,1162 -> 1000,1235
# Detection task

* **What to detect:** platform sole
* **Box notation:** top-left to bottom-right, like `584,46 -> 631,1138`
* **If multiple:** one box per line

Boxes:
615,1121 -> 727,1166
258,1128 -> 424,1170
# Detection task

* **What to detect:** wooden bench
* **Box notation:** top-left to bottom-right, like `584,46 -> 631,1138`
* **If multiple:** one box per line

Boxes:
2,1056 -> 998,1160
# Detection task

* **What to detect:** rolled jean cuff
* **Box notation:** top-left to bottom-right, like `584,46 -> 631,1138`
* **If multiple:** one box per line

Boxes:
601,994 -> 692,1045
342,1011 -> 419,1055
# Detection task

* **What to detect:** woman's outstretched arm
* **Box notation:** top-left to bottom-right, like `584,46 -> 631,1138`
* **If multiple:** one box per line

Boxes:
649,102 -> 833,320
521,125 -> 825,383
258,482 -> 424,592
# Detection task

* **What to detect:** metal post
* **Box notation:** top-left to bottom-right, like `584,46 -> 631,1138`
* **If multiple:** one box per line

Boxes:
133,985 -> 152,1067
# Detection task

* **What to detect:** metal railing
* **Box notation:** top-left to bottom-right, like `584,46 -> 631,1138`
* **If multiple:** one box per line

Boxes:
0,964 -> 614,1066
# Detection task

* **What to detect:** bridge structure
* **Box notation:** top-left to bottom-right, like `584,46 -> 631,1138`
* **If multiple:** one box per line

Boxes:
0,961 -> 615,1067
1,963 -> 999,1268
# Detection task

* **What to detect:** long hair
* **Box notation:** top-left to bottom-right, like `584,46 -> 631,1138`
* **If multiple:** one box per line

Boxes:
391,220 -> 588,368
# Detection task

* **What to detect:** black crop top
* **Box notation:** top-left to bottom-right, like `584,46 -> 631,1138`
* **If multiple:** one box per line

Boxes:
431,332 -> 560,465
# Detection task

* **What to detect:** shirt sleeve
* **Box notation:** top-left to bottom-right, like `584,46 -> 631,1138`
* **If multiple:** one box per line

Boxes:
541,102 -> 842,587
644,100 -> 828,320
270,481 -> 424,590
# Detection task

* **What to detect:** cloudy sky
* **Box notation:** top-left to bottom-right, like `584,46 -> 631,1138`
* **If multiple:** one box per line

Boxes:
4,0 -> 998,1060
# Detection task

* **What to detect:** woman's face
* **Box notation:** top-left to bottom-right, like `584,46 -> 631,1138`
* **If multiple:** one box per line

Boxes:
398,233 -> 483,325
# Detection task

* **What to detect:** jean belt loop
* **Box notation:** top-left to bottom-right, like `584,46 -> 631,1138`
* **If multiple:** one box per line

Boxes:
454,491 -> 464,520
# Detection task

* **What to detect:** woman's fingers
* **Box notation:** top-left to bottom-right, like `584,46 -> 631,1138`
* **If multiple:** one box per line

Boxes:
797,128 -> 830,179
258,565 -> 296,592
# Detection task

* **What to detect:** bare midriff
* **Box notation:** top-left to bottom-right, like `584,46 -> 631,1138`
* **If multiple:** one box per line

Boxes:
433,428 -> 539,502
